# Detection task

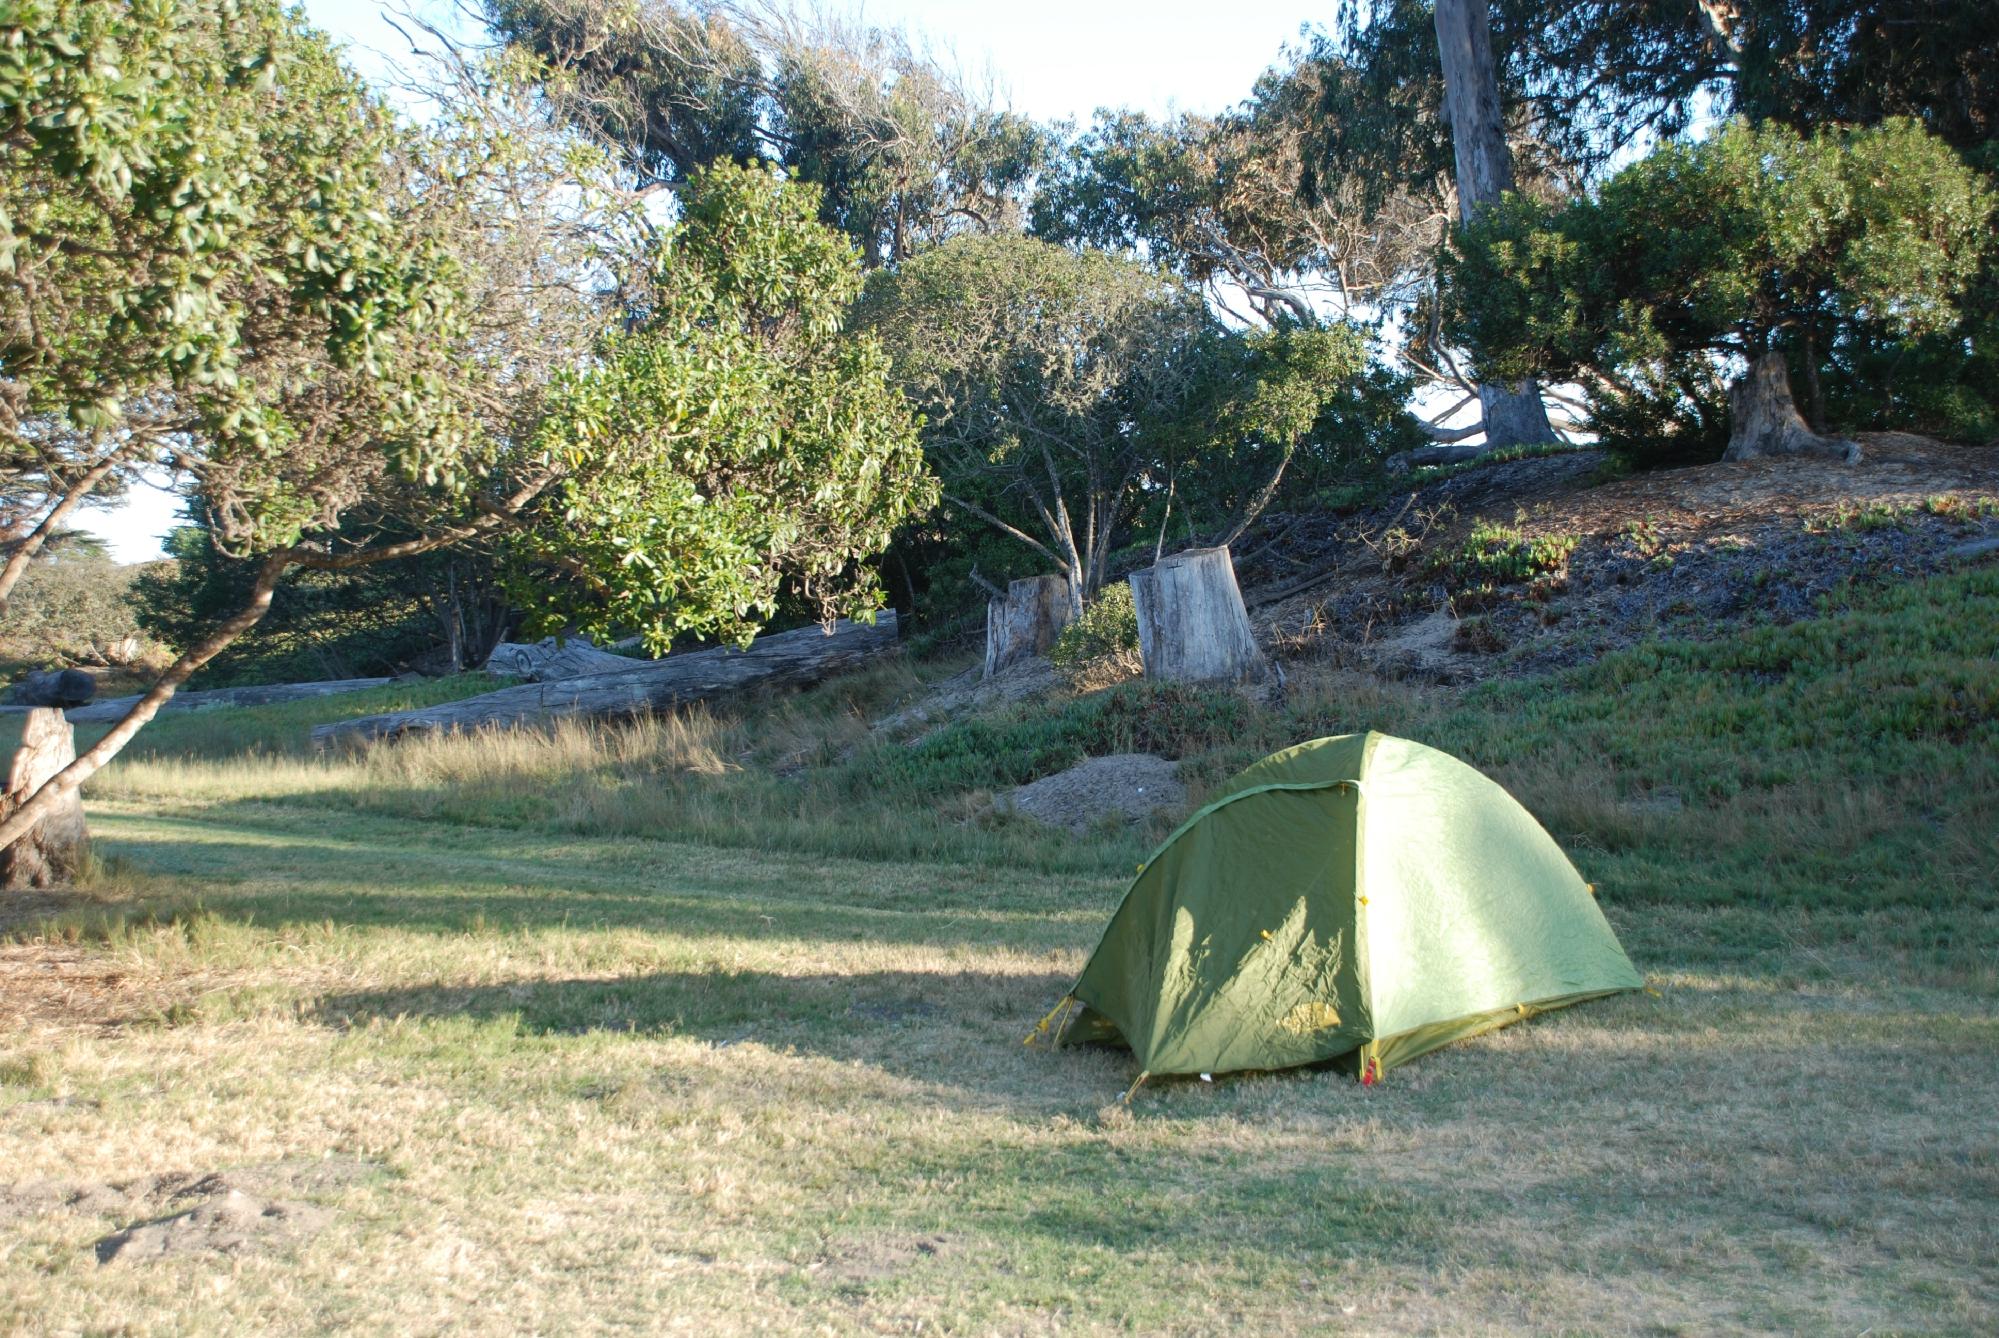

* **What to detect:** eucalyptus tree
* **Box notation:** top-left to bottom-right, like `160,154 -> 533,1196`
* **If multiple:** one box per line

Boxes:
483,0 -> 1048,266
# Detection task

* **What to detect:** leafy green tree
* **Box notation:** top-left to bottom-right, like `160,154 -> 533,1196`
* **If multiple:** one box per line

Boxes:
505,161 -> 936,650
857,234 -> 1371,614
0,6 -> 935,860
1444,118 -> 1995,460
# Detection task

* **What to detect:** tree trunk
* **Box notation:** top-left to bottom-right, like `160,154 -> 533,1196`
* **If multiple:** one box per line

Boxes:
314,612 -> 901,749
1128,546 -> 1268,684
1723,352 -> 1860,464
0,442 -> 135,618
1433,0 -> 1557,450
0,708 -> 88,889
0,555 -> 288,858
984,575 -> 1075,679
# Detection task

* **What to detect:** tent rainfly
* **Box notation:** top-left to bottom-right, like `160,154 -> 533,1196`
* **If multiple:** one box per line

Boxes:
1034,732 -> 1642,1088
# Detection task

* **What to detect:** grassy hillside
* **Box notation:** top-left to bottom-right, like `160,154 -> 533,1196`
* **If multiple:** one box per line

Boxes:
1,566 -> 1994,1332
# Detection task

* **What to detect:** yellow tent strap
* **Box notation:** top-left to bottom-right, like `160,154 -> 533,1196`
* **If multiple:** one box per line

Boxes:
1119,1070 -> 1151,1105
1023,995 -> 1073,1047
1050,994 -> 1080,1046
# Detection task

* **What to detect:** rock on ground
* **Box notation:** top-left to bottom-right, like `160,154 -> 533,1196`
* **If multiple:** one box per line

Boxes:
1002,754 -> 1184,833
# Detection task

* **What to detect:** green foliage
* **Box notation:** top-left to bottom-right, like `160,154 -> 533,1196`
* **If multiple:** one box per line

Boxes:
1049,585 -> 1139,681
485,0 -> 1047,267
0,0 -> 479,552
1,549 -> 153,667
1430,519 -> 1578,607
132,520 -> 511,685
1447,118 -> 1996,454
507,163 -> 936,651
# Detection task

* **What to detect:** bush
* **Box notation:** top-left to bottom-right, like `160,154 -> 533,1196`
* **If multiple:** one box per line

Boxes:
3,554 -> 159,668
1049,584 -> 1140,685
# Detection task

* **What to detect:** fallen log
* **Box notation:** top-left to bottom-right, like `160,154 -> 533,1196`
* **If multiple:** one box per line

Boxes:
59,676 -> 395,723
1,707 -> 87,889
10,669 -> 96,709
312,612 -> 899,750
482,637 -> 639,681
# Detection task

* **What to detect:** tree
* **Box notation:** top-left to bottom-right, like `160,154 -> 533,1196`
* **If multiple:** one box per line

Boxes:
856,235 -> 1205,615
0,6 -> 935,866
857,233 -> 1369,615
503,160 -> 936,650
1444,118 -> 1995,462
1430,0 -> 1558,449
484,0 -> 1048,266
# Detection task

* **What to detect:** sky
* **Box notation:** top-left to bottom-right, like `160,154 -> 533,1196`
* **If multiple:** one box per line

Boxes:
82,0 -> 1330,562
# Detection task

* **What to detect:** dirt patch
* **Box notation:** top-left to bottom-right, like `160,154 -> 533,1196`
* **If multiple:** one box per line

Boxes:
1,1157 -> 381,1260
95,1189 -> 334,1266
813,1232 -> 961,1286
1001,753 -> 1184,833
874,657 -> 1059,738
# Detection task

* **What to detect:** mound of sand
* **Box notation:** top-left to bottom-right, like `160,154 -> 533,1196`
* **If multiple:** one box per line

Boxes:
1002,753 -> 1184,833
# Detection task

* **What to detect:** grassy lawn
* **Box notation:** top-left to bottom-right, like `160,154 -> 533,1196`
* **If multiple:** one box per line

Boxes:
2,573 -> 1996,1333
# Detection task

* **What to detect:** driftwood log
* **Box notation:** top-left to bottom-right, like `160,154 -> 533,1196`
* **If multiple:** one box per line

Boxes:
10,668 -> 96,709
313,612 -> 900,749
984,575 -> 1074,679
482,637 -> 639,681
1,707 -> 87,888
1724,353 -> 1861,465
54,676 -> 395,723
1128,547 -> 1268,684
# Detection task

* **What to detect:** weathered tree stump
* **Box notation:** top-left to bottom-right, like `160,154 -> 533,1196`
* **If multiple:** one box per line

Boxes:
11,668 -> 95,709
0,707 -> 88,889
1724,353 -> 1861,465
1128,547 -> 1268,684
984,575 -> 1075,680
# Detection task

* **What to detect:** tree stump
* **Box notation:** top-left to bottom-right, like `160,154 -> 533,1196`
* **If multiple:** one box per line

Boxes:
984,575 -> 1075,679
1128,547 -> 1268,684
1724,353 -> 1861,465
0,707 -> 88,889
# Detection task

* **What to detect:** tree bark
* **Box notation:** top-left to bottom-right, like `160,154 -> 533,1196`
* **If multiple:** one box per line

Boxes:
0,708 -> 88,889
1128,546 -> 1267,684
1723,352 -> 1860,464
1433,0 -> 1558,450
983,575 -> 1075,679
313,612 -> 901,749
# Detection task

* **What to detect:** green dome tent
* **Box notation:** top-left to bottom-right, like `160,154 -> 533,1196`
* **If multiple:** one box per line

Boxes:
1038,733 -> 1641,1085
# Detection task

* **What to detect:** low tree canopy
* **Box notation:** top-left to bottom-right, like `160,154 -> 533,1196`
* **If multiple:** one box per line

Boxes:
1444,118 -> 1996,455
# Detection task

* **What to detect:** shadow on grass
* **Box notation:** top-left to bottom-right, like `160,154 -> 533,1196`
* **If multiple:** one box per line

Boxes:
87,810 -> 1115,949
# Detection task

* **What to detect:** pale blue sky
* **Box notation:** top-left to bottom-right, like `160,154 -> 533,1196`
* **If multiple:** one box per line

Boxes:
87,0 -> 1327,561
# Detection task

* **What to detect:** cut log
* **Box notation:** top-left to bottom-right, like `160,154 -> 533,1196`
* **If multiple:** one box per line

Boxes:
984,575 -> 1075,680
10,669 -> 96,709
1724,353 -> 1861,465
313,612 -> 899,750
1128,547 -> 1268,684
58,676 -> 394,723
482,637 -> 638,681
1,708 -> 87,889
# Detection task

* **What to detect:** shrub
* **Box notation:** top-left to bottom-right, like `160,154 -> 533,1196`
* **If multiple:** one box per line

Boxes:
1049,584 -> 1140,686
